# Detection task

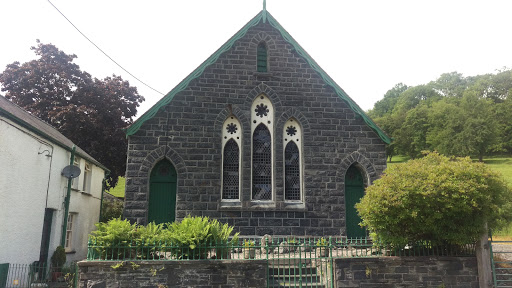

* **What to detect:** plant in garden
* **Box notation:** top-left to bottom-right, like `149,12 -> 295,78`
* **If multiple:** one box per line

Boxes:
100,199 -> 123,223
89,218 -> 139,259
51,246 -> 66,268
356,152 -> 512,246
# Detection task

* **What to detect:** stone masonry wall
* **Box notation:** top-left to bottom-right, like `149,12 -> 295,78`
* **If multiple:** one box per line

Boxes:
123,18 -> 387,236
334,257 -> 479,288
78,260 -> 267,288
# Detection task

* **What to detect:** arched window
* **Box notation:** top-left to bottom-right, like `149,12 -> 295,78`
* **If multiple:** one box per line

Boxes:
257,42 -> 268,72
251,94 -> 273,200
283,118 -> 302,201
221,117 -> 242,200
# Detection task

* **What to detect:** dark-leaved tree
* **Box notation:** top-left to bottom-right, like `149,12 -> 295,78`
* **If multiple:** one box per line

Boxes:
0,41 -> 144,188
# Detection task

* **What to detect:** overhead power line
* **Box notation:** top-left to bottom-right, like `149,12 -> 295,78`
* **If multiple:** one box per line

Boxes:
47,0 -> 165,96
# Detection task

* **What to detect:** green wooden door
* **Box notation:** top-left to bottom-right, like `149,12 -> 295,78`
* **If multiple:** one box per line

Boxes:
345,165 -> 366,238
148,159 -> 177,224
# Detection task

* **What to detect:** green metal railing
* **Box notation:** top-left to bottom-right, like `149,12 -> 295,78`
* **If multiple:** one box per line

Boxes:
87,236 -> 476,261
490,237 -> 512,287
0,262 -> 77,288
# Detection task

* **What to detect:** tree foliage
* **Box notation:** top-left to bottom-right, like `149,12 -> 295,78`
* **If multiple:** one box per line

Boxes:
356,152 -> 512,245
372,69 -> 512,159
0,41 -> 144,187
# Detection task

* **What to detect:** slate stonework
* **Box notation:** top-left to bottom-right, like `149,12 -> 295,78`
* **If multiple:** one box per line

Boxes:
123,19 -> 387,236
334,257 -> 479,288
78,260 -> 267,288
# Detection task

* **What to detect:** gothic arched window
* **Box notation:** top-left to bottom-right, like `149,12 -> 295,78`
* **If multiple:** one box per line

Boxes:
221,117 -> 242,200
251,94 -> 273,200
283,118 -> 302,201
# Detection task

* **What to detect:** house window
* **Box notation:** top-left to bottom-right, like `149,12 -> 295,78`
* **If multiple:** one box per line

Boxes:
283,119 -> 302,201
257,42 -> 268,72
82,162 -> 91,193
65,213 -> 76,251
221,117 -> 242,200
251,94 -> 274,200
72,157 -> 80,190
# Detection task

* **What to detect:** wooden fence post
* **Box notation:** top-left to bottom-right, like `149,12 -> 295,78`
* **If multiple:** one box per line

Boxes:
476,224 -> 492,288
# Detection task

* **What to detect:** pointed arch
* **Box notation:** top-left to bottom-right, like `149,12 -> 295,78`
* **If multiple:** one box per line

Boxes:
283,118 -> 303,201
344,163 -> 366,238
221,116 -> 242,200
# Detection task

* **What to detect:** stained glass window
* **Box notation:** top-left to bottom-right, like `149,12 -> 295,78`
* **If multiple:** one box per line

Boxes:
252,124 -> 272,200
285,141 -> 300,200
222,139 -> 240,200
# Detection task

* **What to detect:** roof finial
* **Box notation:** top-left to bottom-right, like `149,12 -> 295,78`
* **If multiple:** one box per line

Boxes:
262,0 -> 267,23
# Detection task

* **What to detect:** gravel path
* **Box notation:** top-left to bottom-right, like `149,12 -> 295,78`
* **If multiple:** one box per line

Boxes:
492,243 -> 512,261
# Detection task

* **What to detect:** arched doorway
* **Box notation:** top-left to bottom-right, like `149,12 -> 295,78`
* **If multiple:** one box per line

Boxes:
148,159 -> 177,224
345,164 -> 366,238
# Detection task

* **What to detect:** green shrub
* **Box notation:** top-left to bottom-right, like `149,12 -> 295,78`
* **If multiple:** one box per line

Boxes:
88,216 -> 239,260
356,152 -> 512,246
51,246 -> 66,268
89,218 -> 139,259
164,216 -> 239,259
100,198 -> 123,223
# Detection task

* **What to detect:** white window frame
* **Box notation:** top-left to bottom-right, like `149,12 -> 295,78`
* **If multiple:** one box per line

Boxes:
71,157 -> 80,190
65,213 -> 76,251
82,162 -> 92,193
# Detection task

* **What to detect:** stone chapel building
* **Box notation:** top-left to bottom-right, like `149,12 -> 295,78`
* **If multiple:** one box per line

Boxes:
123,8 -> 390,237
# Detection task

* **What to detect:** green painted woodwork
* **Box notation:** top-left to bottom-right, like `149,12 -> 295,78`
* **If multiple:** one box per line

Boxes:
39,208 -> 54,264
123,10 -> 391,144
257,43 -> 268,72
148,160 -> 177,224
345,165 -> 366,238
0,263 -> 8,288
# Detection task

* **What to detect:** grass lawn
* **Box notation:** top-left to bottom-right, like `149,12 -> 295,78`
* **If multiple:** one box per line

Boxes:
107,176 -> 125,198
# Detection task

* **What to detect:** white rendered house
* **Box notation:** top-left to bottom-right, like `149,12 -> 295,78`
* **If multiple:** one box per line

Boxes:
0,96 -> 109,265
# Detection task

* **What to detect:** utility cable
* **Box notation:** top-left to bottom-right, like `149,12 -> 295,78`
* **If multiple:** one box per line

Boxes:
47,0 -> 165,96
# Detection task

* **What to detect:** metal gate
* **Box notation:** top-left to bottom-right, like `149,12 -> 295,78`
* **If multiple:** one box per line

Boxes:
265,237 -> 334,288
0,263 -> 78,288
490,237 -> 512,287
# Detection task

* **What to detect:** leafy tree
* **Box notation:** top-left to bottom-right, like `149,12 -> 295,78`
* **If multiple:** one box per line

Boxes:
393,104 -> 431,159
430,72 -> 470,98
0,41 -> 144,187
356,152 -> 512,246
368,83 -> 408,118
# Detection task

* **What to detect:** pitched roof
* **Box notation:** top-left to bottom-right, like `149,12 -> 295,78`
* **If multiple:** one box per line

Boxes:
125,10 -> 391,144
0,95 -> 109,172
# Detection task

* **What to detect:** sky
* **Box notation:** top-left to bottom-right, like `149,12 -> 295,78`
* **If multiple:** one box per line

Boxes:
1,0 -> 511,116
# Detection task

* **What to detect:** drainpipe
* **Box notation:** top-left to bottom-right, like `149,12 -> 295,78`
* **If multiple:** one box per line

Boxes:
61,145 -> 76,247
99,171 -> 110,222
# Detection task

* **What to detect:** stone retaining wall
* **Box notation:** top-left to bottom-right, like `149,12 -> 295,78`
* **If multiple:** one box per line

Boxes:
78,260 -> 266,288
334,257 -> 479,288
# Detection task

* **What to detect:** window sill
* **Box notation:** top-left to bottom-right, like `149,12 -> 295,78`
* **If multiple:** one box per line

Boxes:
219,200 -> 242,209
283,202 -> 306,210
249,201 -> 276,209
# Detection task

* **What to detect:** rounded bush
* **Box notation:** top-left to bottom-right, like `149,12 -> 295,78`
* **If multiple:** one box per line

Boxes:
356,152 -> 512,245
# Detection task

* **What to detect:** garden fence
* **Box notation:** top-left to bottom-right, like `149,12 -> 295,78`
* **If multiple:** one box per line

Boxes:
0,262 -> 77,288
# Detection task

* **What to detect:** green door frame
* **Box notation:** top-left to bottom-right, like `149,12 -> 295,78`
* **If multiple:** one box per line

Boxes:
148,159 -> 177,224
345,164 -> 366,238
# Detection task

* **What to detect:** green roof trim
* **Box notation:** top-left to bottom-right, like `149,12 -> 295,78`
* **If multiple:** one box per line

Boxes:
125,10 -> 391,144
